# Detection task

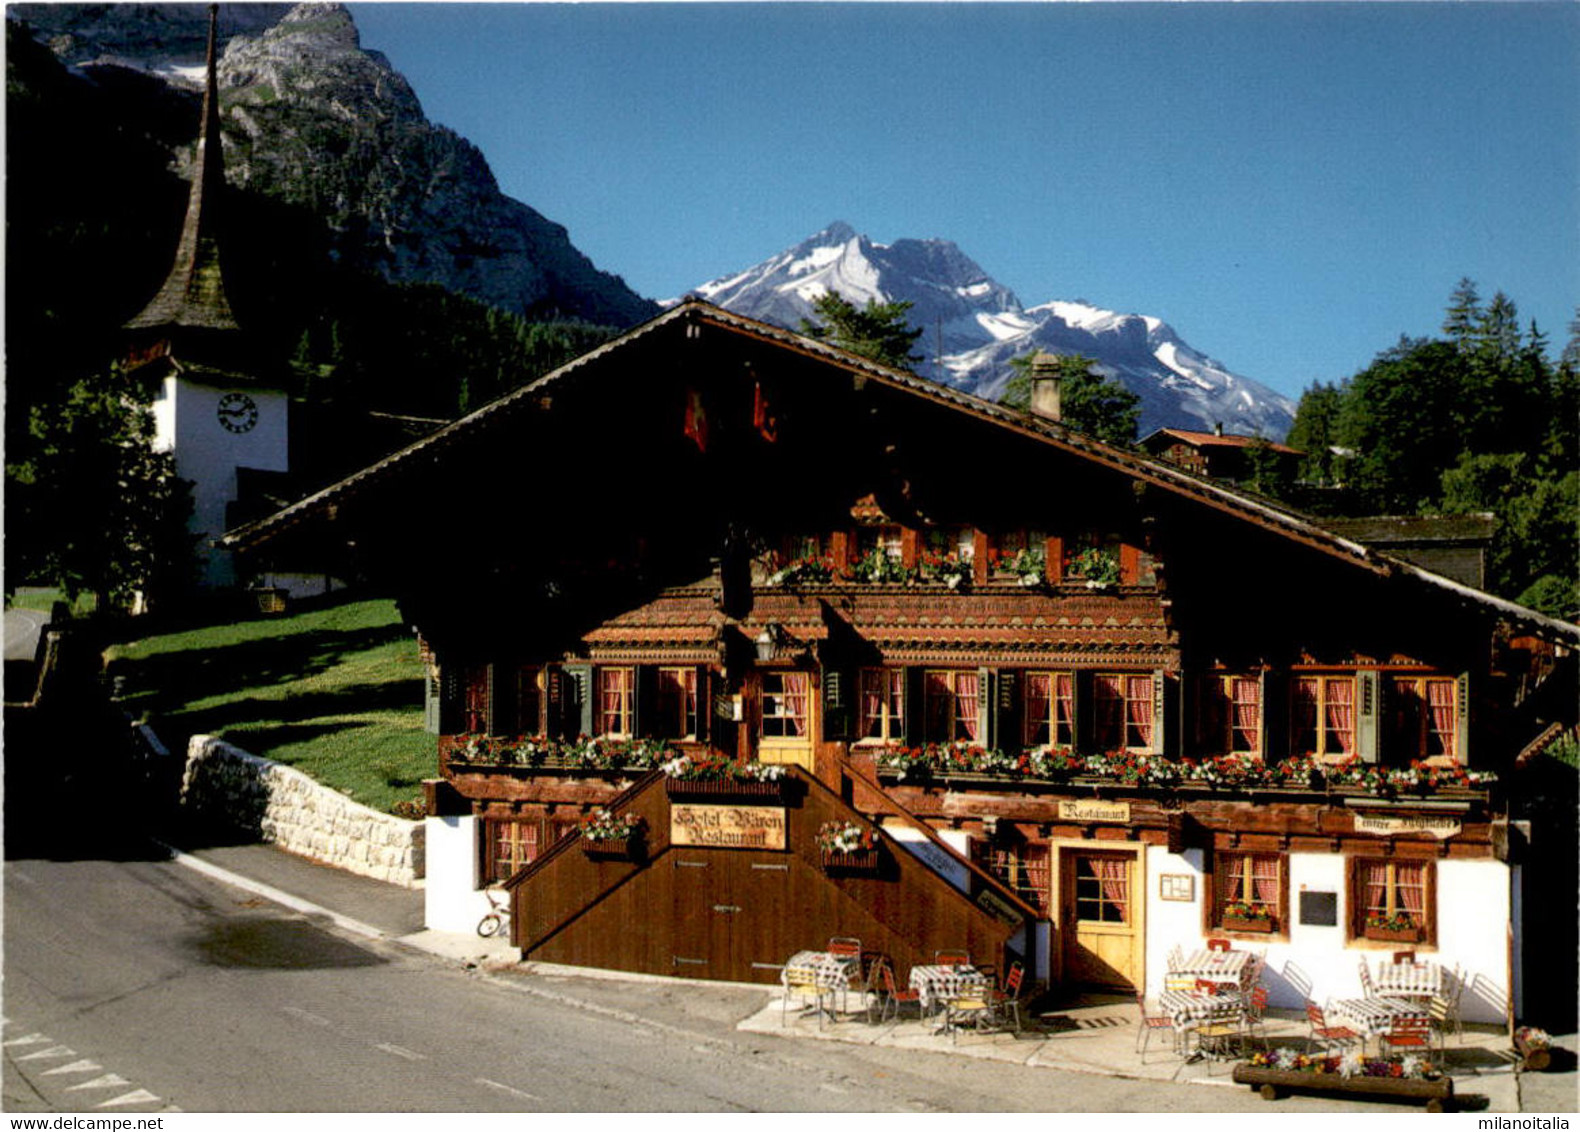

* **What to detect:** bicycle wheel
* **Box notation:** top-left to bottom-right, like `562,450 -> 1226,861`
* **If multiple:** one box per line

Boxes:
477,913 -> 503,938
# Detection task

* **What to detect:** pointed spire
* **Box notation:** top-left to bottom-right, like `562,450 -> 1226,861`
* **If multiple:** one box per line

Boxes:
127,4 -> 238,332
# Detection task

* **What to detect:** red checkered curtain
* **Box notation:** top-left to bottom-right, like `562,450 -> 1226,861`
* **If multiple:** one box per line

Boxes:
781,671 -> 809,737
1125,675 -> 1153,747
1094,674 -> 1124,749
1364,860 -> 1389,917
1326,678 -> 1355,754
1253,855 -> 1279,905
1054,673 -> 1074,741
956,671 -> 980,742
1397,862 -> 1425,919
1232,678 -> 1261,751
1428,681 -> 1457,759
1096,858 -> 1129,918
1023,673 -> 1051,745
861,671 -> 885,737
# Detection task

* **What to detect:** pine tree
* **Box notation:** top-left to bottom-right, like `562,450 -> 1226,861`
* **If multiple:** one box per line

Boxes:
1442,277 -> 1482,352
798,292 -> 924,370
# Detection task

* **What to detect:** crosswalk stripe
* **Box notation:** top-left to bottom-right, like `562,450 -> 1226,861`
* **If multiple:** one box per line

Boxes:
99,1090 -> 162,1108
43,1060 -> 103,1075
16,1045 -> 76,1061
2,1033 -> 49,1047
67,1074 -> 132,1091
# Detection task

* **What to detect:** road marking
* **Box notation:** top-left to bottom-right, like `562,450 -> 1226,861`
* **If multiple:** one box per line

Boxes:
43,1060 -> 103,1075
374,1043 -> 424,1061
98,1089 -> 162,1108
16,1045 -> 76,1061
475,1077 -> 541,1102
2,1033 -> 49,1047
67,1074 -> 132,1091
283,1006 -> 333,1027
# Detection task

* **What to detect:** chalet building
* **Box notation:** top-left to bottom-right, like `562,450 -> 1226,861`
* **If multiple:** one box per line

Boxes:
225,300 -> 1576,1027
1325,514 -> 1498,592
1140,426 -> 1302,485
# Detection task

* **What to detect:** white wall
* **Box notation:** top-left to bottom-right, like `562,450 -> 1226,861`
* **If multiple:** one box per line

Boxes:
424,815 -> 496,933
1141,848 -> 1512,1026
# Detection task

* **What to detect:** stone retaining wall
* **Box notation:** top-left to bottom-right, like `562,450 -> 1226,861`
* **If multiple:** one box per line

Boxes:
180,735 -> 424,887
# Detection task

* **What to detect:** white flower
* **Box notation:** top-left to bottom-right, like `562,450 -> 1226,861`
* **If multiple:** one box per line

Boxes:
1338,1049 -> 1364,1079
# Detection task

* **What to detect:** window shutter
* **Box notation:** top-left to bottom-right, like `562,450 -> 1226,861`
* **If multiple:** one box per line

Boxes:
424,670 -> 442,735
695,666 -> 711,743
1072,671 -> 1087,751
564,663 -> 594,737
904,667 -> 926,744
1456,672 -> 1470,765
489,662 -> 515,739
996,670 -> 1020,752
822,665 -> 852,742
1152,669 -> 1167,755
978,667 -> 994,748
1256,669 -> 1268,757
437,663 -> 462,735
633,665 -> 657,737
1356,669 -> 1380,764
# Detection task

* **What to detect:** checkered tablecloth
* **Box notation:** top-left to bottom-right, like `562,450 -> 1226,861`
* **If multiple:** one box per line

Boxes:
1328,996 -> 1430,1037
1158,988 -> 1243,1028
1375,961 -> 1440,998
909,964 -> 989,1012
1173,949 -> 1254,990
781,950 -> 859,991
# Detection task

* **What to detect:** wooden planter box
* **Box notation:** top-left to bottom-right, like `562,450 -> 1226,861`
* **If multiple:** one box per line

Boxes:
1514,1034 -> 1552,1072
1364,923 -> 1424,944
1222,915 -> 1276,934
581,836 -> 642,860
664,777 -> 783,801
1232,1065 -> 1453,1112
821,849 -> 880,872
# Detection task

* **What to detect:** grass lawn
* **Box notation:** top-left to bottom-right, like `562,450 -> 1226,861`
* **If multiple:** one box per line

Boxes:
104,596 -> 434,814
7,587 -> 97,616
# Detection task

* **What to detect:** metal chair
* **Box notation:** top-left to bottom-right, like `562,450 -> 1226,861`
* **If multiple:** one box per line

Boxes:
1166,943 -> 1185,972
1358,958 -> 1377,998
1164,972 -> 1197,993
935,948 -> 971,967
828,936 -> 861,958
1305,1001 -> 1360,1055
944,982 -> 996,1043
1241,984 -> 1272,1053
1392,950 -> 1417,965
988,961 -> 1026,1033
1135,993 -> 1185,1062
1206,938 -> 1232,952
1381,1015 -> 1434,1057
867,959 -> 923,1024
782,968 -> 831,1030
1429,966 -> 1464,1046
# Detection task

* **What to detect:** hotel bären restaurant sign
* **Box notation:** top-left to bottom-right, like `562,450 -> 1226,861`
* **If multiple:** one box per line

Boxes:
671,804 -> 788,850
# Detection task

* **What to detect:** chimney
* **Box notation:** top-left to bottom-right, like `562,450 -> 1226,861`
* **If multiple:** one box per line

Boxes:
1029,352 -> 1062,422
1214,421 -> 1224,437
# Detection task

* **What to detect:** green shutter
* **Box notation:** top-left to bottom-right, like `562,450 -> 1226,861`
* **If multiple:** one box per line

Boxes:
564,663 -> 594,738
822,666 -> 852,742
1152,669 -> 1167,755
978,667 -> 994,748
437,663 -> 462,735
1456,672 -> 1471,765
1356,669 -> 1380,764
424,670 -> 441,734
904,667 -> 926,744
488,662 -> 515,738
634,665 -> 657,737
996,670 -> 1020,752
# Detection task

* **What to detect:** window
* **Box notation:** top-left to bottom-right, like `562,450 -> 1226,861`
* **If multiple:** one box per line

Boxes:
859,668 -> 905,742
1292,674 -> 1357,758
656,667 -> 698,740
924,670 -> 981,743
597,667 -> 634,737
463,663 -> 490,734
761,671 -> 811,739
1073,855 -> 1130,924
1389,676 -> 1459,762
856,524 -> 904,560
1214,851 -> 1283,929
514,665 -> 542,736
485,818 -> 538,884
1196,674 -> 1262,755
1022,671 -> 1074,748
1093,673 -> 1154,751
972,839 -> 1050,916
1352,858 -> 1433,941
925,526 -> 975,561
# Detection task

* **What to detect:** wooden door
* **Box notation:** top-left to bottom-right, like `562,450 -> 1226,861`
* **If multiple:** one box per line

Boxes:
1061,848 -> 1141,990
757,670 -> 816,771
670,851 -> 793,982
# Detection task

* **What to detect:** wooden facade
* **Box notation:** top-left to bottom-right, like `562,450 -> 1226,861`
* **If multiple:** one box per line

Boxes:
228,301 -> 1577,1016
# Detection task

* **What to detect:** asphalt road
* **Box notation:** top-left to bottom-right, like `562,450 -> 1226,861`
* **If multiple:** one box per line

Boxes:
5,836 -> 1442,1115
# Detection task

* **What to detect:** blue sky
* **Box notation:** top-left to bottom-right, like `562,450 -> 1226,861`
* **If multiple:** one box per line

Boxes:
352,2 -> 1578,401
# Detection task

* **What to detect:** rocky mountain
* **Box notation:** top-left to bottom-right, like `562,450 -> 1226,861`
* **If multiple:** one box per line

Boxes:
687,222 -> 1297,440
11,2 -> 658,328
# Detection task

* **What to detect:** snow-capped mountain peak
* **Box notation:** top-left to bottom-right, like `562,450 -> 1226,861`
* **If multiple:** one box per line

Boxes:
683,223 -> 1296,440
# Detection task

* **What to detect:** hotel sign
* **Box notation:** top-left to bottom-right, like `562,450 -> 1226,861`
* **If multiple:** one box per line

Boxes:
670,804 -> 787,850
1057,799 -> 1131,823
1352,813 -> 1461,840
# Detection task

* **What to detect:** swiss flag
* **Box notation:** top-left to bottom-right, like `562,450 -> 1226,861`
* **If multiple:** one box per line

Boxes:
753,381 -> 778,443
683,387 -> 708,452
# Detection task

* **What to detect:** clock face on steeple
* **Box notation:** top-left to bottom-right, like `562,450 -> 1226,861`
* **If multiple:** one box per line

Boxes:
217,391 -> 259,434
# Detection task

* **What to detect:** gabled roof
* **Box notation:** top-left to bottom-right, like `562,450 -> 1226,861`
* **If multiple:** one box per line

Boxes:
222,299 -> 1578,646
1140,427 -> 1302,456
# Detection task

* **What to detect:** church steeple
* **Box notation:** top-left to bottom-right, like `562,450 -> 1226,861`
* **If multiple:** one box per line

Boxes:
127,4 -> 238,334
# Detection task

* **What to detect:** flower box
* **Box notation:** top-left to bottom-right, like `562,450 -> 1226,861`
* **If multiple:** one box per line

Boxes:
1232,1065 -> 1453,1112
1222,915 -> 1276,934
581,836 -> 642,861
821,849 -> 880,872
664,777 -> 783,801
1364,923 -> 1424,944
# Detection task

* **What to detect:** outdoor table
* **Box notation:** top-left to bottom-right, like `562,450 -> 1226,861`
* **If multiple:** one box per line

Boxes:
1172,948 -> 1254,991
1375,960 -> 1441,999
1328,996 -> 1430,1051
1159,987 -> 1244,1029
908,963 -> 988,1017
782,950 -> 861,1015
